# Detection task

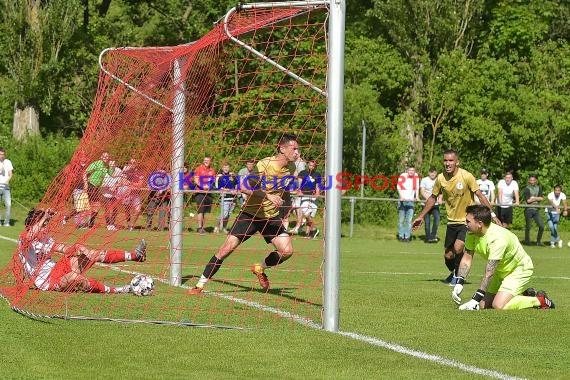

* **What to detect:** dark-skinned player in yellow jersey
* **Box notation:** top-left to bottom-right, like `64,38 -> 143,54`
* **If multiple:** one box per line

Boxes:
412,150 -> 501,285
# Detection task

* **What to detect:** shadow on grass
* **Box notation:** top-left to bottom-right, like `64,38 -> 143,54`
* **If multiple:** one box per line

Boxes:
181,273 -> 322,308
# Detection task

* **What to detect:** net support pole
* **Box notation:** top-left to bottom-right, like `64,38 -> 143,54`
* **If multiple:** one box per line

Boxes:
170,58 -> 186,286
323,0 -> 346,332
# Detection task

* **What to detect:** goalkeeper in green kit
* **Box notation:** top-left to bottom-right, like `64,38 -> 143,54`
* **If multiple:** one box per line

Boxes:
452,205 -> 555,310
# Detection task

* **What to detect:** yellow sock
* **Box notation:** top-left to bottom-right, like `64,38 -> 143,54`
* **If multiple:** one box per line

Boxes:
503,295 -> 540,310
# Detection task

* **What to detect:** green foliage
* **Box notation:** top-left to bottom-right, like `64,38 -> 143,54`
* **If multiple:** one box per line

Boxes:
1,0 -> 570,224
1,134 -> 78,203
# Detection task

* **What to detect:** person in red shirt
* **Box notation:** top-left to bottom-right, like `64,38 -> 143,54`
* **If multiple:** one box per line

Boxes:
193,157 -> 216,234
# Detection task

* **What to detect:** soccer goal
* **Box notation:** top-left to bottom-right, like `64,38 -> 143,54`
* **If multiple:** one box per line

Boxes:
0,1 -> 345,330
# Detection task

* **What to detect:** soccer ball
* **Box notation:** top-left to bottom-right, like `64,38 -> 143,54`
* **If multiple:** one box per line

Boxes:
130,274 -> 155,296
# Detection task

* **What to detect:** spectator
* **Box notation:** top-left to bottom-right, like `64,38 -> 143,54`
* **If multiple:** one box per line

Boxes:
101,160 -> 122,231
420,167 -> 442,243
215,163 -> 238,233
296,159 -> 321,239
67,153 -> 90,228
496,171 -> 519,229
83,152 -> 112,227
146,187 -> 171,231
237,159 -> 255,206
476,169 -> 496,205
397,166 -> 420,242
545,185 -> 568,248
0,147 -> 14,226
193,156 -> 216,234
116,158 -> 144,231
522,174 -> 544,246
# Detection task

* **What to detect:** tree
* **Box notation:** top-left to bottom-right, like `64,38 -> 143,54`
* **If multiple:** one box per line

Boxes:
0,0 -> 81,140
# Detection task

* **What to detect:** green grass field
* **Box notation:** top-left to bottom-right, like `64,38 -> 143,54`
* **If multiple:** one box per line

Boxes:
1,218 -> 569,379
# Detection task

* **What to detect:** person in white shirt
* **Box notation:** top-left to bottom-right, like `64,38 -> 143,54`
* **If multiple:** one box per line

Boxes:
0,147 -> 14,227
545,185 -> 568,248
397,166 -> 420,242
496,171 -> 519,229
476,169 -> 495,205
420,167 -> 442,243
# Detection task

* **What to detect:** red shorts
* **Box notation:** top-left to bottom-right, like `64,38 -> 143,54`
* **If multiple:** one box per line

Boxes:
48,256 -> 73,291
47,253 -> 95,291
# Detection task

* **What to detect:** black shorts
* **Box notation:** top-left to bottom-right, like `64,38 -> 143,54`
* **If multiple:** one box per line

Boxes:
444,223 -> 468,250
496,206 -> 513,225
194,193 -> 213,213
279,197 -> 293,219
229,211 -> 287,244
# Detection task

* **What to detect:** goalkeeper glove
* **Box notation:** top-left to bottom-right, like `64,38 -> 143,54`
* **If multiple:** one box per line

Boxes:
459,299 -> 480,310
451,277 -> 465,305
458,289 -> 485,311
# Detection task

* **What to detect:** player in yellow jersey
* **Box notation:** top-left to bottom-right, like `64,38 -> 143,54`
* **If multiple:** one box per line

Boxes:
188,133 -> 299,294
412,150 -> 501,285
451,205 -> 555,310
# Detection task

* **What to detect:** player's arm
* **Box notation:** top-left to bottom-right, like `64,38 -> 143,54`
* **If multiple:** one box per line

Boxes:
563,198 -> 568,217
514,189 -> 520,206
412,194 -> 436,230
479,259 -> 499,293
451,249 -> 474,304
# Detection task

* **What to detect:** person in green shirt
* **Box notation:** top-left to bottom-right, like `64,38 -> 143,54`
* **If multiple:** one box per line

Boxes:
452,204 -> 555,310
82,152 -> 112,227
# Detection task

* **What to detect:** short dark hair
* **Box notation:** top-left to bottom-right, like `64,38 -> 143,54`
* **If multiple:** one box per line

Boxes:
466,205 -> 492,226
0,147 -> 5,153
528,174 -> 538,180
554,184 -> 563,190
277,133 -> 298,153
429,167 -> 437,173
443,149 -> 458,158
25,209 -> 46,228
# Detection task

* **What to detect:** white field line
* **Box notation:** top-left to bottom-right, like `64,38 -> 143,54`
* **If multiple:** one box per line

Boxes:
0,234 -> 525,379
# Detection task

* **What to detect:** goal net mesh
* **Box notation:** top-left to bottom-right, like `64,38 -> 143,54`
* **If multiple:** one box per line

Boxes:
0,3 -> 329,328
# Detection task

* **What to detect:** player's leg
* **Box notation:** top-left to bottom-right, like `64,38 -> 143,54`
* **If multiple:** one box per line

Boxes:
493,270 -> 553,309
77,239 -> 147,263
188,212 -> 255,294
250,219 -> 293,290
442,224 -> 458,283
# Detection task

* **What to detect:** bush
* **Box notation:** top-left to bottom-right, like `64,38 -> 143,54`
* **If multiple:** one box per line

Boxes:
1,134 -> 79,203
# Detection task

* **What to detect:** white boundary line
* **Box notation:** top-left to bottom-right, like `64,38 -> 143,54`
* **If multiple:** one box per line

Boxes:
0,234 -> 525,379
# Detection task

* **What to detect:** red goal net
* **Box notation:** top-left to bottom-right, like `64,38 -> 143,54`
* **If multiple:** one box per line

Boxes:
0,2 -> 329,328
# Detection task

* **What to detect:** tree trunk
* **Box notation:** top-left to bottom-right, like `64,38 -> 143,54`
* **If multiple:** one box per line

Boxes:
12,105 -> 41,141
